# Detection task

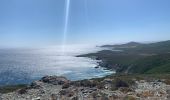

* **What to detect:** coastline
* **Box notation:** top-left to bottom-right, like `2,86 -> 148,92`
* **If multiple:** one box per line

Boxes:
0,46 -> 115,93
1,40 -> 170,99
0,45 -> 114,86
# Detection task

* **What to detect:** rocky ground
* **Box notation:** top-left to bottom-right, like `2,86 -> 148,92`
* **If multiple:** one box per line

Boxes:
1,75 -> 170,100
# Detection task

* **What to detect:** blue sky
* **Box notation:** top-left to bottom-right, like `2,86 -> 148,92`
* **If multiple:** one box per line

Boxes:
0,0 -> 170,47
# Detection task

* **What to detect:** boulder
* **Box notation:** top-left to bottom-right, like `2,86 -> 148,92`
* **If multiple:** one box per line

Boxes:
71,96 -> 78,100
17,88 -> 27,94
30,81 -> 43,89
41,76 -> 69,85
62,83 -> 70,89
94,66 -> 99,69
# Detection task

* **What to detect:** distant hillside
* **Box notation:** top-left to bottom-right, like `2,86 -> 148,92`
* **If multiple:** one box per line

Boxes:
123,40 -> 170,54
78,40 -> 170,74
102,42 -> 143,48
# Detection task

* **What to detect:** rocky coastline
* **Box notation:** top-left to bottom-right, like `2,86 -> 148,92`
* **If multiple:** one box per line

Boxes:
1,40 -> 170,100
1,75 -> 170,100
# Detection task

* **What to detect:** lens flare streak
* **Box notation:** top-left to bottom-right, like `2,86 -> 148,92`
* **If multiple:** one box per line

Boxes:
62,0 -> 70,53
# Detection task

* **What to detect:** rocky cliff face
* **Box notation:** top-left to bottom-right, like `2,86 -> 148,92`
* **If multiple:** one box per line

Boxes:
1,75 -> 170,100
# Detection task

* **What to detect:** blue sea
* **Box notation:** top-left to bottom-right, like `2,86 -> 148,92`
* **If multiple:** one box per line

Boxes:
0,45 -> 114,85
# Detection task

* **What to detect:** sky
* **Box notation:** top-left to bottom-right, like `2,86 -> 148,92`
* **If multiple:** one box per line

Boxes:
0,0 -> 170,47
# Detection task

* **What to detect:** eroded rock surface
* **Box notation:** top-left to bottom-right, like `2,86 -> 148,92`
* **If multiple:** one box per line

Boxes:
1,76 -> 170,100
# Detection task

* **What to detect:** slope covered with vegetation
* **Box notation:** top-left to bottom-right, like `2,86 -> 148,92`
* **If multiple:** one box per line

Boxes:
78,40 -> 170,74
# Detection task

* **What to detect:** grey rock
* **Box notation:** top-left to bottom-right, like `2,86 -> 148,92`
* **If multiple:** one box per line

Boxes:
41,76 -> 69,85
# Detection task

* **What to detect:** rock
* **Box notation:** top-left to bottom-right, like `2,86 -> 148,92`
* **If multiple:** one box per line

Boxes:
95,57 -> 100,60
41,76 -> 69,85
67,91 -> 74,97
103,78 -> 113,83
0,93 -> 2,100
30,81 -> 43,89
109,93 -> 119,99
59,90 -> 68,95
119,87 -> 133,93
32,97 -> 40,100
17,88 -> 27,94
51,94 -> 58,100
167,89 -> 170,99
39,89 -> 45,94
167,89 -> 170,94
62,83 -> 70,89
71,96 -> 78,100
101,96 -> 109,100
1,75 -> 170,100
94,66 -> 99,69
115,79 -> 129,88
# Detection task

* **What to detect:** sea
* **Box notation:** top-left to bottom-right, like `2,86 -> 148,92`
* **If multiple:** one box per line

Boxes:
0,45 -> 114,85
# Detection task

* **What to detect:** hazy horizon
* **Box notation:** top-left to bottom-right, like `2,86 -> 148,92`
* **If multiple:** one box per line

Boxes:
0,0 -> 170,48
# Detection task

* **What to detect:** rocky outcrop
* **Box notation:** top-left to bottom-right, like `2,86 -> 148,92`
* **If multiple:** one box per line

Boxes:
1,76 -> 170,100
41,76 -> 70,85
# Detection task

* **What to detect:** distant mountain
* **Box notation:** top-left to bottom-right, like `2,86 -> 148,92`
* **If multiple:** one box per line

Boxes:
79,40 -> 170,74
123,40 -> 170,54
103,40 -> 170,54
102,42 -> 142,48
